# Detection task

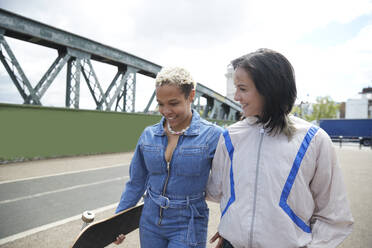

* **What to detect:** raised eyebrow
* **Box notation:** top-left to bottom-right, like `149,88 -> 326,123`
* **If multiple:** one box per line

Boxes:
234,82 -> 247,88
157,99 -> 179,104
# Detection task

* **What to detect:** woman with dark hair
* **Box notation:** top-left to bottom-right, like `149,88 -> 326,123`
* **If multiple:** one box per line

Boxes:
207,49 -> 353,248
114,67 -> 223,247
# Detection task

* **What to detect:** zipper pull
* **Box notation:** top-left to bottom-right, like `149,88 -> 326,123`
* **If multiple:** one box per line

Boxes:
167,162 -> 170,171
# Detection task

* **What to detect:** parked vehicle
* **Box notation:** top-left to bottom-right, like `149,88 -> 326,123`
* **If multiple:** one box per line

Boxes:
319,119 -> 372,146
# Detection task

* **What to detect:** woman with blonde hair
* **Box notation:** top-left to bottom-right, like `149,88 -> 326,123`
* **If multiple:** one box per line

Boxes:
115,67 -> 223,247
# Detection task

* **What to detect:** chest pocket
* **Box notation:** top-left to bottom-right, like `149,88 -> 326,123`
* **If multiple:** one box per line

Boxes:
176,146 -> 205,176
142,144 -> 164,174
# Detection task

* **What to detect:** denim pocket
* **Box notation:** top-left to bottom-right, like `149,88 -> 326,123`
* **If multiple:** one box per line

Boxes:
176,146 -> 205,176
142,144 -> 164,174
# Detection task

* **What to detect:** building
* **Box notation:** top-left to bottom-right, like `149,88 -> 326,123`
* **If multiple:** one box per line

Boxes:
345,87 -> 372,119
225,64 -> 235,100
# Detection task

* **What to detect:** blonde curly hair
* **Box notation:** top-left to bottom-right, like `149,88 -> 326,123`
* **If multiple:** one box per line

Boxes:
155,67 -> 196,98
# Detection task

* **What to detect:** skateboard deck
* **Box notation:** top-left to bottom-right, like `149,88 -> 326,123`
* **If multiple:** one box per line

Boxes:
71,203 -> 144,248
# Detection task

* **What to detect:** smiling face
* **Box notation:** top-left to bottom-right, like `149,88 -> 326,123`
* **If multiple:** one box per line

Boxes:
233,67 -> 265,118
156,84 -> 195,131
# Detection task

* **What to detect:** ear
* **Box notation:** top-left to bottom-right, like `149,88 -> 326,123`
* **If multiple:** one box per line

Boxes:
188,89 -> 196,103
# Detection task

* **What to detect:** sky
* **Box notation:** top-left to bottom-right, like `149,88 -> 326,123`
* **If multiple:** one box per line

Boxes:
0,0 -> 372,111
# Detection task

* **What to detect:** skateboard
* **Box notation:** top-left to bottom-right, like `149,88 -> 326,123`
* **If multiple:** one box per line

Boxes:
71,203 -> 144,248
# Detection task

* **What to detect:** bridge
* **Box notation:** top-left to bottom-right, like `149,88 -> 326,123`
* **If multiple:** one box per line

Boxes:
0,8 -> 241,121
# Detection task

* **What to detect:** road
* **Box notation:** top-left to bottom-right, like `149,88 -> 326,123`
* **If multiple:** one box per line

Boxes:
0,145 -> 371,248
0,164 -> 129,239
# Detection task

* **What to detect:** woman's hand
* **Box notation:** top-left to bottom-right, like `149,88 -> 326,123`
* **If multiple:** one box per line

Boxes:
113,234 -> 126,245
209,232 -> 223,248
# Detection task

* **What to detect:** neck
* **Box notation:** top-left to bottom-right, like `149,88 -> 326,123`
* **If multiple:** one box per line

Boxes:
176,114 -> 192,130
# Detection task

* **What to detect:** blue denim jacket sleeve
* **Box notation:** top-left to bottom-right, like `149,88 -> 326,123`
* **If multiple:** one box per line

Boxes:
115,132 -> 148,213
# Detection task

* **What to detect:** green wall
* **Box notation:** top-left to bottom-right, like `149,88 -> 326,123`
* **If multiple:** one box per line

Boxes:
0,103 -> 161,162
0,103 -> 234,163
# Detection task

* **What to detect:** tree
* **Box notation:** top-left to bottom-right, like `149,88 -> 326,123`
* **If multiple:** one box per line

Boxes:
308,96 -> 339,121
292,96 -> 340,122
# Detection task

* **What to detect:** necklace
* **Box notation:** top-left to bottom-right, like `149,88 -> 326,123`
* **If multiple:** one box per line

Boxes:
167,121 -> 190,135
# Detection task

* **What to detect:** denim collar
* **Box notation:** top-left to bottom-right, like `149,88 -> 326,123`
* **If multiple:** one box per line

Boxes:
154,109 -> 200,136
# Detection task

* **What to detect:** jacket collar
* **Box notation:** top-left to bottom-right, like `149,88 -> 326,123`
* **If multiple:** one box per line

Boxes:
154,109 -> 200,136
244,116 -> 260,125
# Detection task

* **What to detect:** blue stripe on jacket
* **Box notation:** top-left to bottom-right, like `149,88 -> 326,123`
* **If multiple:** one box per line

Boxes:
279,126 -> 319,233
221,130 -> 235,217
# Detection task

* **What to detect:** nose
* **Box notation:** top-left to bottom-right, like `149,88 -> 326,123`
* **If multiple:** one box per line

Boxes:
234,90 -> 240,102
161,106 -> 172,116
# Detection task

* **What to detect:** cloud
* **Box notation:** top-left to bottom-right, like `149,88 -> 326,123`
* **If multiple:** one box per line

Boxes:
291,22 -> 372,102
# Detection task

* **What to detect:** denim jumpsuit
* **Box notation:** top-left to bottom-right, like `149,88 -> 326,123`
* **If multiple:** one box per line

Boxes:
116,110 -> 223,247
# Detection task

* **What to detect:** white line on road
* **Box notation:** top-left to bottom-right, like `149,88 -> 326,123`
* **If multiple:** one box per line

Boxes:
0,163 -> 128,185
0,176 -> 129,205
0,203 -> 119,245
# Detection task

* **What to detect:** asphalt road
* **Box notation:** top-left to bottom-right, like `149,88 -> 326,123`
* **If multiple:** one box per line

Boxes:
0,145 -> 371,248
0,164 -> 130,239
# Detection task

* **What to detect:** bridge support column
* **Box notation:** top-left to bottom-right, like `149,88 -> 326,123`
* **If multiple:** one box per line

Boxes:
66,57 -> 81,109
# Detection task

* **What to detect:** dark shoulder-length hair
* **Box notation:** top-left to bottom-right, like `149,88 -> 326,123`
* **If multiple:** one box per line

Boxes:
231,48 -> 297,137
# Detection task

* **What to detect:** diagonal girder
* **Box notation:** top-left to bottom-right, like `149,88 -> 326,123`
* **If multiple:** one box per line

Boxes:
144,90 -> 156,113
0,33 -> 40,104
0,47 -> 28,101
81,59 -> 108,110
96,69 -> 122,110
106,66 -> 138,111
115,71 -> 136,112
27,52 -> 71,103
115,73 -> 136,112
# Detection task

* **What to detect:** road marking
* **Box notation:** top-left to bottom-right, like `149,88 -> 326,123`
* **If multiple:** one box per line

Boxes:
0,203 -> 119,245
0,163 -> 128,185
0,176 -> 129,205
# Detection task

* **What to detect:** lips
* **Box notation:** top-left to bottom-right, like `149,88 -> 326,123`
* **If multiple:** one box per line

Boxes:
166,117 -> 177,125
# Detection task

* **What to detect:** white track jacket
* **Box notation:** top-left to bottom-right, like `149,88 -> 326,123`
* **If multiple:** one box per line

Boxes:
207,116 -> 353,248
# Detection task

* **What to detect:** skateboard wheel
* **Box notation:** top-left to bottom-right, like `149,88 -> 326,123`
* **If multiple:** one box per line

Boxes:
82,211 -> 95,223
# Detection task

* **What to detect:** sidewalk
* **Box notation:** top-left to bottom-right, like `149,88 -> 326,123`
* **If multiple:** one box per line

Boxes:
0,152 -> 221,248
0,152 -> 134,182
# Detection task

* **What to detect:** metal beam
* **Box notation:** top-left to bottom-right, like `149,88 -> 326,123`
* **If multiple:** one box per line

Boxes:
106,67 -> 137,111
97,69 -> 122,110
66,57 -> 81,108
144,90 -> 156,113
195,83 -> 241,112
81,59 -> 108,110
0,33 -> 40,104
32,52 -> 71,101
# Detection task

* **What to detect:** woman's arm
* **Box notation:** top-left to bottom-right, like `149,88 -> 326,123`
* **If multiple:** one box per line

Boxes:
206,134 -> 226,202
307,130 -> 354,248
115,133 -> 148,213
